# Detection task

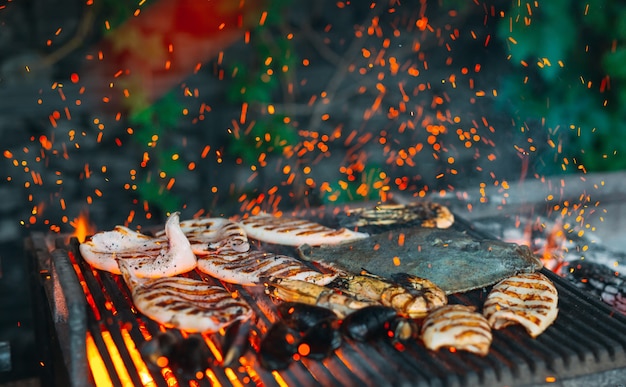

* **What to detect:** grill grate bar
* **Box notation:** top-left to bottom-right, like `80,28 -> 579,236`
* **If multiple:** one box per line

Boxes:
28,209 -> 626,386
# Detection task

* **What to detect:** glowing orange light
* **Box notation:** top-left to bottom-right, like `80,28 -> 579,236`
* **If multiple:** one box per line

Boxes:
71,210 -> 96,243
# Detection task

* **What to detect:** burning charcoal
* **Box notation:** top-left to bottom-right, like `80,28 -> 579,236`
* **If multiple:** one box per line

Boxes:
298,319 -> 342,360
217,319 -> 253,367
168,335 -> 211,377
140,331 -> 178,369
257,321 -> 299,370
341,305 -> 417,343
567,259 -> 626,314
141,333 -> 211,376
277,301 -> 339,332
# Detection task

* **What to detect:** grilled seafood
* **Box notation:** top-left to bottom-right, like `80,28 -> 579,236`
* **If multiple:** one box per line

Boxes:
330,272 -> 446,318
239,212 -> 369,246
197,246 -> 336,286
341,305 -> 417,343
298,226 -> 543,294
118,260 -> 253,333
421,304 -> 492,356
483,272 -> 558,338
154,217 -> 250,254
339,202 -> 454,229
267,278 -> 379,319
80,212 -> 197,277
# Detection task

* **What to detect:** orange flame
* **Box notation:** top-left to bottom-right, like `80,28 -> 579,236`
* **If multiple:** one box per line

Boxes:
70,210 -> 97,243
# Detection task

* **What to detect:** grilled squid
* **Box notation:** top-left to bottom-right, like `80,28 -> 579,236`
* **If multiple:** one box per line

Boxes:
421,305 -> 492,356
118,259 -> 253,333
154,217 -> 250,254
79,212 -> 197,278
483,272 -> 558,338
197,247 -> 337,286
239,212 -> 369,246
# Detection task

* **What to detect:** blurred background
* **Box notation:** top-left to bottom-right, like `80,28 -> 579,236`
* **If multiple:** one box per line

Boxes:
2,0 -> 625,384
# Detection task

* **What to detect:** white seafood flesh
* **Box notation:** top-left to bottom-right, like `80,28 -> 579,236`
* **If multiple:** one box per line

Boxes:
118,260 -> 253,333
421,305 -> 492,356
197,247 -> 337,286
79,212 -> 197,277
483,272 -> 559,338
154,217 -> 250,254
239,213 -> 369,246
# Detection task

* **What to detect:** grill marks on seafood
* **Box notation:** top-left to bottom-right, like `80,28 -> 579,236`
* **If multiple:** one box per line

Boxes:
421,305 -> 492,356
483,272 -> 558,338
154,217 -> 250,254
331,272 -> 447,318
268,278 -> 379,319
239,212 -> 369,246
118,260 -> 253,333
79,212 -> 197,277
340,202 -> 455,229
197,247 -> 335,286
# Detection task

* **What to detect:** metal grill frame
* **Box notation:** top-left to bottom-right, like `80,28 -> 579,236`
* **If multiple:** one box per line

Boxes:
26,215 -> 626,387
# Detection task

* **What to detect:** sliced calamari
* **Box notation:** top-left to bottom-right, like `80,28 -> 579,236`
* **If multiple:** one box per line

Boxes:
421,304 -> 492,356
339,202 -> 454,229
238,213 -> 369,246
298,226 -> 543,294
79,212 -> 197,277
483,272 -> 558,338
197,247 -> 336,286
154,217 -> 250,254
118,260 -> 253,333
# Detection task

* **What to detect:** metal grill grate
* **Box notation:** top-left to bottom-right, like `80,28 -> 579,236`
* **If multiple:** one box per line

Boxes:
27,215 -> 626,386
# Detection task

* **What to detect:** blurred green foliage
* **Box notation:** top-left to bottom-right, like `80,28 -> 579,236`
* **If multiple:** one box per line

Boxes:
128,92 -> 185,213
225,0 -> 299,165
497,0 -> 626,173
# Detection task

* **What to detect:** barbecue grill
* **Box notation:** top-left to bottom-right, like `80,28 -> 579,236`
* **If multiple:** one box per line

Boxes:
25,209 -> 626,387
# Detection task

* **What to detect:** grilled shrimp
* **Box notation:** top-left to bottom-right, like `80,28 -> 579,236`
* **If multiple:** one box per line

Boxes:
332,272 -> 447,318
267,278 -> 379,319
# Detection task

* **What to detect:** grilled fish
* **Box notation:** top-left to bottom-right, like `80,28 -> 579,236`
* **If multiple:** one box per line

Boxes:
118,260 -> 253,333
197,247 -> 336,286
298,226 -> 543,294
483,272 -> 558,338
79,212 -> 197,277
239,212 -> 369,246
421,304 -> 492,356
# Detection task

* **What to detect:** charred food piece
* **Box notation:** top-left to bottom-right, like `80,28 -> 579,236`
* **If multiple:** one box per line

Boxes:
483,272 -> 559,338
421,305 -> 492,356
341,305 -> 417,343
